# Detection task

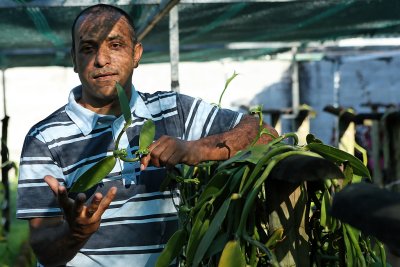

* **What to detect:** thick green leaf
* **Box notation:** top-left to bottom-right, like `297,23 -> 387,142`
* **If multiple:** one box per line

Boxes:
69,156 -> 116,193
307,142 -> 370,178
116,82 -> 132,124
186,218 -> 210,264
155,229 -> 186,267
320,190 -> 331,228
139,120 -> 155,152
218,240 -> 246,267
217,142 -> 284,171
343,226 -> 354,267
192,197 -> 232,267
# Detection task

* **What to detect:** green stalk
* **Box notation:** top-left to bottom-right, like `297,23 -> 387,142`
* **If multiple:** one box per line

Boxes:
114,122 -> 130,152
378,242 -> 386,267
344,224 -> 366,267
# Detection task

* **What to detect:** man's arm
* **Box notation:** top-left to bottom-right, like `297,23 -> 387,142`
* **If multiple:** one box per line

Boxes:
140,115 -> 277,169
29,176 -> 117,266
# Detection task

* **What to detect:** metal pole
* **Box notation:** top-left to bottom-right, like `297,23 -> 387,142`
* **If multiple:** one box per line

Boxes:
2,69 -> 5,116
169,5 -> 180,92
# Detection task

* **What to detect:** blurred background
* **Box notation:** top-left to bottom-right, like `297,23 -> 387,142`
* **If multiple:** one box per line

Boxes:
1,0 -> 400,266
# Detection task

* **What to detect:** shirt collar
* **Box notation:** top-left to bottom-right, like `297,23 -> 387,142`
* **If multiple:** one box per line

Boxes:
65,85 -> 153,136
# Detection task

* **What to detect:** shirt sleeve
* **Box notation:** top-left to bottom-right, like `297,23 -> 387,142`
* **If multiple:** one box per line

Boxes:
16,132 -> 65,219
176,93 -> 243,141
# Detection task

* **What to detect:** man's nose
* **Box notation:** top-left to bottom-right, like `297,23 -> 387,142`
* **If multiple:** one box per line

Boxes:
94,45 -> 110,67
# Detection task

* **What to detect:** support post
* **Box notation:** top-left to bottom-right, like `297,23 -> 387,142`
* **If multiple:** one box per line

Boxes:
169,5 -> 180,92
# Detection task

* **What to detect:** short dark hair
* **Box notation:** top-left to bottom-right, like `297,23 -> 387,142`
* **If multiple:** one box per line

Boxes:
71,4 -> 137,52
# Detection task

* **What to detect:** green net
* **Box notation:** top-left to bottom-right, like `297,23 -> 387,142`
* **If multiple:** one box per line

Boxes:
0,0 -> 398,68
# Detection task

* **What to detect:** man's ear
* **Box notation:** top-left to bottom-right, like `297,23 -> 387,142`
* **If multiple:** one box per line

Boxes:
70,48 -> 77,73
133,43 -> 143,69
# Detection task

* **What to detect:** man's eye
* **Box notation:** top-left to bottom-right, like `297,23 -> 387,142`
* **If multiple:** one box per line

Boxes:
81,46 -> 94,53
110,42 -> 123,49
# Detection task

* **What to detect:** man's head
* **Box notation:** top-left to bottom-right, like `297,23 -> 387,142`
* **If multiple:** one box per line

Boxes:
71,4 -> 137,54
71,4 -> 143,111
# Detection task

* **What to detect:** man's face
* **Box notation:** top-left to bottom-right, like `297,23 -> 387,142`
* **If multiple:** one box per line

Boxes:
72,12 -> 142,106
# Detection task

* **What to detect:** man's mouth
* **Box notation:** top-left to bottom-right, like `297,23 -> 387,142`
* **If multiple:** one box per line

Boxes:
93,72 -> 118,80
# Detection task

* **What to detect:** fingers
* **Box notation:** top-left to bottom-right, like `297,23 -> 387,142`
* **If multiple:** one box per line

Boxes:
86,192 -> 102,217
44,175 -> 72,212
140,137 -> 164,170
92,187 -> 117,219
44,175 -> 61,195
73,193 -> 87,217
141,136 -> 186,170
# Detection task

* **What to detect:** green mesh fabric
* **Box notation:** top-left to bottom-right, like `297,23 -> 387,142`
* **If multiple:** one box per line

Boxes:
0,0 -> 399,68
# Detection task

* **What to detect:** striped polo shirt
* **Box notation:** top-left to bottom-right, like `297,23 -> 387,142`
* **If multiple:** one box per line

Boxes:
16,85 -> 242,267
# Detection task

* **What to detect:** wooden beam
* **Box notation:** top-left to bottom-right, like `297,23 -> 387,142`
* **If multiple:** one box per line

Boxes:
137,0 -> 180,42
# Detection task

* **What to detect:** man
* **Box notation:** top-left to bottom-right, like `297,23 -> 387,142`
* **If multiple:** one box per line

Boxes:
16,4 -> 276,267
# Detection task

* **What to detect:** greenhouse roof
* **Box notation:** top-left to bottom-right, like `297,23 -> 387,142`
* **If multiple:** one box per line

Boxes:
0,0 -> 399,68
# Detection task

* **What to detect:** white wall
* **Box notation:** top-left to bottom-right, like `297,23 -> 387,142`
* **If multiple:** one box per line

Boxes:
0,59 -> 291,166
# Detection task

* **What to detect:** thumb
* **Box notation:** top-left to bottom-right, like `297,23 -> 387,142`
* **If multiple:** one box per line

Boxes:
140,154 -> 150,171
44,175 -> 62,195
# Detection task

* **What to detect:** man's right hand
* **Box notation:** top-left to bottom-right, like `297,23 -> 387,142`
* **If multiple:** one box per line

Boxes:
28,176 -> 117,266
44,175 -> 117,241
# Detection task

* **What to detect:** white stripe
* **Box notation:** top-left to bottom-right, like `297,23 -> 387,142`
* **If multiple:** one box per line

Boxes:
69,251 -> 169,267
184,98 -> 200,139
146,94 -> 176,115
100,215 -> 178,227
186,100 -> 214,141
18,182 -> 58,188
48,129 -> 112,149
234,113 -> 243,127
144,92 -> 175,103
17,208 -> 61,214
62,152 -> 111,172
105,197 -> 180,218
110,191 -> 174,205
19,164 -> 64,181
81,244 -> 164,252
20,156 -> 53,162
153,110 -> 178,120
29,120 -> 72,137
203,107 -> 218,136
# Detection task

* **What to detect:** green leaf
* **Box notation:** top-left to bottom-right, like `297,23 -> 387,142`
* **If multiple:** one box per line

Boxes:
186,218 -> 210,264
69,156 -> 116,193
320,189 -> 331,228
116,82 -> 132,124
192,197 -> 232,267
217,240 -> 246,267
155,229 -> 186,267
138,120 -> 155,153
307,142 -> 371,178
343,226 -> 354,267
